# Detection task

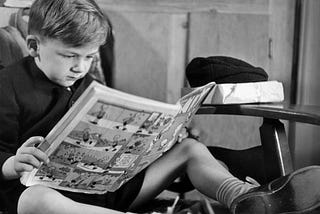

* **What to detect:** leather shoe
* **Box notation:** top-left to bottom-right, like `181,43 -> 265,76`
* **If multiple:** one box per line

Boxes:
230,165 -> 320,214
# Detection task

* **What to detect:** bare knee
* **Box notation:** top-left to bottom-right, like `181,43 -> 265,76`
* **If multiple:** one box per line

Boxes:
18,185 -> 58,214
177,139 -> 211,160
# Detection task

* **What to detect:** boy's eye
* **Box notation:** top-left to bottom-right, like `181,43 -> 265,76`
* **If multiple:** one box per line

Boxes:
86,55 -> 95,59
62,55 -> 75,58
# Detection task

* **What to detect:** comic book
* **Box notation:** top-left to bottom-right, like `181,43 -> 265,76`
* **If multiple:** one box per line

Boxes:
21,80 -> 216,194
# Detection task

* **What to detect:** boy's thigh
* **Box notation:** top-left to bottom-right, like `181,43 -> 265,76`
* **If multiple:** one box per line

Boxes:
60,169 -> 146,211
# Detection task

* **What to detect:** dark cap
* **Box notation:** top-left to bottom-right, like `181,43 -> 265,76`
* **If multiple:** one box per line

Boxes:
186,56 -> 268,87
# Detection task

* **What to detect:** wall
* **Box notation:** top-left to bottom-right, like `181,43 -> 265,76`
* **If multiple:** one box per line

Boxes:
98,0 -> 295,150
294,0 -> 320,168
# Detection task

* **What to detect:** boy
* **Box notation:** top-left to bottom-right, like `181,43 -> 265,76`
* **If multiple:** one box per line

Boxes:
0,0 -> 320,214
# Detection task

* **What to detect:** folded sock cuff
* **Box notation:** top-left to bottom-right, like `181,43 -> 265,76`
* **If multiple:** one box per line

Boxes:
216,177 -> 255,208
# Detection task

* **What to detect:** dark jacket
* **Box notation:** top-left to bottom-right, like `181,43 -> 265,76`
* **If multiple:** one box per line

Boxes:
0,56 -> 144,214
0,56 -> 93,213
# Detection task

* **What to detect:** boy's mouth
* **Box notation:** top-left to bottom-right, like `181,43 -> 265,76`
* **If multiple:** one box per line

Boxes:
66,75 -> 83,80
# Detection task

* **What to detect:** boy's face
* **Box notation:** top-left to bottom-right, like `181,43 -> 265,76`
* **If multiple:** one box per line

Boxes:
34,38 -> 100,87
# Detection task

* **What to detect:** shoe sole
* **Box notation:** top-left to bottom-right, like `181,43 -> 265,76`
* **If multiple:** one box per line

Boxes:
231,165 -> 320,214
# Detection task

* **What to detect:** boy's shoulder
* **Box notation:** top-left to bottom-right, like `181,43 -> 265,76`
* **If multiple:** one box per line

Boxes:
0,56 -> 31,77
0,56 -> 36,92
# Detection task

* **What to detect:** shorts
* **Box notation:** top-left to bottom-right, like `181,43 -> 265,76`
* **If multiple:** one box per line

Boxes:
59,169 -> 146,212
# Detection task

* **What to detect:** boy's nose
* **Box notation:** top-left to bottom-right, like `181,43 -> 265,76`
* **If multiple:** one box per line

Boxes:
72,59 -> 88,73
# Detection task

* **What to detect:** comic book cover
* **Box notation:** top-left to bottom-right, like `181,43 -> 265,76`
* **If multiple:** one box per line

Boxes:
21,81 -> 215,194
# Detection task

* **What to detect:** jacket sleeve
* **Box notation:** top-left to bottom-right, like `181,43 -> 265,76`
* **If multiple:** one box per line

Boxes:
0,71 -> 20,185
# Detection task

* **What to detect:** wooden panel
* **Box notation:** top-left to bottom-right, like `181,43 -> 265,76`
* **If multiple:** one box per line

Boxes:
187,9 -> 269,149
96,0 -> 268,13
294,0 -> 320,168
104,10 -> 169,101
166,14 -> 188,103
102,9 -> 187,103
188,10 -> 269,69
269,0 -> 295,101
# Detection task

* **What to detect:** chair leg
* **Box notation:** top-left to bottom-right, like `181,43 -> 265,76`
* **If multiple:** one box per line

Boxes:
260,118 -> 294,181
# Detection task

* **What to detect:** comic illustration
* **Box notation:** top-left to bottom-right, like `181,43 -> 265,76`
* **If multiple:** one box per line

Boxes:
22,81 -> 215,194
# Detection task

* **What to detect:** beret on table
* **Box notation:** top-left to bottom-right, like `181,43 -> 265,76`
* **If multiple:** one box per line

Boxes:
186,56 -> 268,87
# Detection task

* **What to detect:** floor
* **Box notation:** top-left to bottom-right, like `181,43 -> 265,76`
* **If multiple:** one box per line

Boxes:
152,190 -> 230,214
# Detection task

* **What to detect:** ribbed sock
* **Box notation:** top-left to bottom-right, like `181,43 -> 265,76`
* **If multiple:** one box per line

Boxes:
216,177 -> 259,208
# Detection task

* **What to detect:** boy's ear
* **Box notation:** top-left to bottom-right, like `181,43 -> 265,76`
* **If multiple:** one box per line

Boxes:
26,35 -> 40,57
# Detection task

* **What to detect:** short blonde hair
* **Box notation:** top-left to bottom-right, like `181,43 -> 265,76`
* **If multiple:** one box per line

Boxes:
28,0 -> 110,47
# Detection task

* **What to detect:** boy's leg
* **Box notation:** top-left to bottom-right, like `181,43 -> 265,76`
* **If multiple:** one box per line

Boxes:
18,185 -> 122,214
130,138 -> 235,209
130,138 -> 320,214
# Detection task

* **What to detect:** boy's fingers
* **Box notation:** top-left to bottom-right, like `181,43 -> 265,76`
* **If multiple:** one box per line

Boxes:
19,147 -> 49,164
187,127 -> 200,140
15,154 -> 42,169
15,163 -> 34,174
178,127 -> 201,142
189,128 -> 200,137
21,136 -> 44,148
178,130 -> 188,143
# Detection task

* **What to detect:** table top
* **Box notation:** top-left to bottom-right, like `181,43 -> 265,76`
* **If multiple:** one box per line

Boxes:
197,102 -> 320,125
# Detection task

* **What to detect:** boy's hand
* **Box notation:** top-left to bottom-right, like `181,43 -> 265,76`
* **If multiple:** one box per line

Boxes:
177,127 -> 200,143
14,136 -> 49,176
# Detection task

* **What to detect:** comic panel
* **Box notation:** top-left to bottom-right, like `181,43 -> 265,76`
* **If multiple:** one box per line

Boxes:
112,121 -> 139,133
139,112 -> 161,131
160,114 -> 186,142
86,101 -> 122,125
112,153 -> 139,169
143,114 -> 185,155
66,121 -> 131,148
89,172 -> 123,192
67,121 -> 112,147
49,141 -> 115,171
115,108 -> 150,127
140,113 -> 175,134
58,169 -> 98,190
122,133 -> 156,155
86,101 -> 152,130
94,129 -> 131,149
110,109 -> 151,133
33,162 -> 70,185
49,142 -> 85,166
79,149 -> 116,170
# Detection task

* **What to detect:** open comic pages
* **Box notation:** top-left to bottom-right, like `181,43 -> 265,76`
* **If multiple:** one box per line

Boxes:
21,81 -> 215,194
